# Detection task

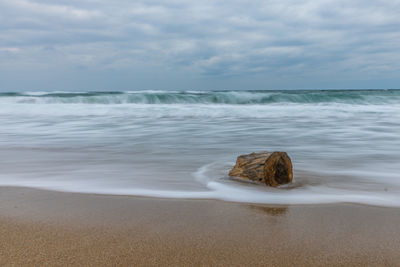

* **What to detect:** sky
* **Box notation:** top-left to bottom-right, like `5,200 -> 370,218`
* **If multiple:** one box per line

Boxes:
0,0 -> 399,91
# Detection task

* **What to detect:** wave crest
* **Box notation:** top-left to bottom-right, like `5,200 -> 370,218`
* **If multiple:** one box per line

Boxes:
0,90 -> 399,105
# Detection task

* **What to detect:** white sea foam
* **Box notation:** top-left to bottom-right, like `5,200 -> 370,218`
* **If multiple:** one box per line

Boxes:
1,163 -> 400,207
0,90 -> 400,207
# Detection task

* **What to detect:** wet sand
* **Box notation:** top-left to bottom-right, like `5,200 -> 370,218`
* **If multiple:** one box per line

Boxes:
1,186 -> 400,266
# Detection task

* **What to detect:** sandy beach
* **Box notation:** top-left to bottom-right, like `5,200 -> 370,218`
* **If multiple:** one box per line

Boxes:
0,186 -> 399,266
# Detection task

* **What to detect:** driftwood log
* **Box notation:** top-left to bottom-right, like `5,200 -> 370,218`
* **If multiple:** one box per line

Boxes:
229,151 -> 293,187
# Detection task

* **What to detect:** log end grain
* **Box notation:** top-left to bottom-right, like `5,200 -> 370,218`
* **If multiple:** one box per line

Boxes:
264,152 -> 293,187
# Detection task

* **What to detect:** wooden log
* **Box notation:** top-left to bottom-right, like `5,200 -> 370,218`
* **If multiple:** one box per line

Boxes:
229,151 -> 293,187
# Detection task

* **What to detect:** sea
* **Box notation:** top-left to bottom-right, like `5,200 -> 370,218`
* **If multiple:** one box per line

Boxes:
1,89 -> 399,206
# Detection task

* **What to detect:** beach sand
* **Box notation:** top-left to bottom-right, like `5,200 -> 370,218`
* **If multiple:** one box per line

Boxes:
1,186 -> 400,266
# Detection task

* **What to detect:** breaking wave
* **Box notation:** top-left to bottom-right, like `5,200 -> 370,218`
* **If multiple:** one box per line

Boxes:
1,90 -> 400,105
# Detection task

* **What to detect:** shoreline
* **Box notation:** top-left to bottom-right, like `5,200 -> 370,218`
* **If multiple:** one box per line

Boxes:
2,182 -> 399,208
1,186 -> 400,265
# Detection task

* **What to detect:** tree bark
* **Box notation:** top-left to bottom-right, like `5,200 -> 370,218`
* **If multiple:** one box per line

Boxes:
229,151 -> 293,187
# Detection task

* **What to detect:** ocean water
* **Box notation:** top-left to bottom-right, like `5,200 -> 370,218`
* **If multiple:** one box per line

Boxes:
1,90 -> 400,206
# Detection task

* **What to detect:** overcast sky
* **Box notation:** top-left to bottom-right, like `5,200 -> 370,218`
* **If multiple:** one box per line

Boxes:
0,0 -> 399,91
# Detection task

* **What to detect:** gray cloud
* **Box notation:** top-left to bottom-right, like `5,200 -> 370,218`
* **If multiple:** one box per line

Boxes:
0,0 -> 399,91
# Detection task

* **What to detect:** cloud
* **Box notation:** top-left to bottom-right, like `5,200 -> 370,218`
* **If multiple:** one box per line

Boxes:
0,0 -> 399,90
0,47 -> 21,53
6,0 -> 101,19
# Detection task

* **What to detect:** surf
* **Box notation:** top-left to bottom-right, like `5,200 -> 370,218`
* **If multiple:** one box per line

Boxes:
1,89 -> 399,105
